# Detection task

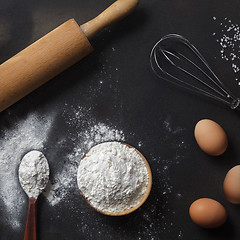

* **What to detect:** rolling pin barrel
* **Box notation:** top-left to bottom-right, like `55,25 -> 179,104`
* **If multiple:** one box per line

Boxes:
0,0 -> 138,112
0,19 -> 93,112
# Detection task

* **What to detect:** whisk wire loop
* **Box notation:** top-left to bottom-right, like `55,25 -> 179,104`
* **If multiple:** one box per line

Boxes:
163,50 -> 226,98
150,34 -> 240,110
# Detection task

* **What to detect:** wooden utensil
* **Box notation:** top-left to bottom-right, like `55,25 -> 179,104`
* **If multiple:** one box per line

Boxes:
18,150 -> 50,240
79,142 -> 152,216
24,198 -> 37,240
0,0 -> 139,112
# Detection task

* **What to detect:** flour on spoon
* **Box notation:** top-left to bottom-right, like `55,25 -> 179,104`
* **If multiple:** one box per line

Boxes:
19,150 -> 49,198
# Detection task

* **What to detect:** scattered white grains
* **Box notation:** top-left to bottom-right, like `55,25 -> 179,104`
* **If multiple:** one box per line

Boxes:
213,17 -> 240,79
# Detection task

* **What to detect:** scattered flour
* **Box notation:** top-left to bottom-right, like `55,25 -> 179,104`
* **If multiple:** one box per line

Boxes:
83,123 -> 124,150
77,142 -> 149,213
0,112 -> 53,229
19,151 -> 49,198
136,116 -> 188,239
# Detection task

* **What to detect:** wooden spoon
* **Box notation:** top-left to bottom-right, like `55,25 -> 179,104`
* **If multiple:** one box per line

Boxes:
79,142 -> 152,216
19,151 -> 50,240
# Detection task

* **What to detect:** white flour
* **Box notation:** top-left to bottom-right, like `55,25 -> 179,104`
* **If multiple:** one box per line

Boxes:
19,151 -> 49,198
0,112 -> 53,229
77,142 -> 149,213
44,122 -> 125,206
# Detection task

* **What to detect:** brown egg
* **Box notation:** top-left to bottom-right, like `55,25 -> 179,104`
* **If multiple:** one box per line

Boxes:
194,119 -> 228,156
223,165 -> 240,204
189,198 -> 227,228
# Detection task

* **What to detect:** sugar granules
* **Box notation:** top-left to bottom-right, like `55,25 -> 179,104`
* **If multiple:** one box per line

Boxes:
213,17 -> 240,81
0,112 -> 54,229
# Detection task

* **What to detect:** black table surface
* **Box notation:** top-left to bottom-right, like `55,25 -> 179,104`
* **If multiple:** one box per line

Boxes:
0,0 -> 240,239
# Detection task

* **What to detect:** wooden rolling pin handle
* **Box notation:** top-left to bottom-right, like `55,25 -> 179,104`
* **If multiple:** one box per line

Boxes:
24,198 -> 37,240
81,0 -> 139,39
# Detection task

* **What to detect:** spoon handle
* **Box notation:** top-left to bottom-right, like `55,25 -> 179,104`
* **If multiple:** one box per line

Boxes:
24,198 -> 37,240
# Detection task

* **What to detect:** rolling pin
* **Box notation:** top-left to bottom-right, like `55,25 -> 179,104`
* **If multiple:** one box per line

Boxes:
0,0 -> 139,112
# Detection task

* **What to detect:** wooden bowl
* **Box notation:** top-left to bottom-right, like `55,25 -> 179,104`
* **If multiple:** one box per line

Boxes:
79,142 -> 152,216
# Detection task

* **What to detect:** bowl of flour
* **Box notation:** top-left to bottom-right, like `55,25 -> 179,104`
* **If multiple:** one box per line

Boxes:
77,141 -> 152,216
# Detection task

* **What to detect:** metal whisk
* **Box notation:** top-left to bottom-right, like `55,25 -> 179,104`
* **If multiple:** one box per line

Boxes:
150,34 -> 240,110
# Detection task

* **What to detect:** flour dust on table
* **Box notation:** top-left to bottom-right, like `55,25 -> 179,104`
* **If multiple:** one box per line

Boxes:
0,112 -> 54,229
135,116 -> 189,239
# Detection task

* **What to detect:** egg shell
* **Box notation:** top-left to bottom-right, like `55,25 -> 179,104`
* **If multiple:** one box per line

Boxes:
189,198 -> 227,228
194,119 -> 228,156
223,165 -> 240,204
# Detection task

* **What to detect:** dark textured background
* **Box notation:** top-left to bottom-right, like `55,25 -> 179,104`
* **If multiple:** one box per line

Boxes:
0,0 -> 240,239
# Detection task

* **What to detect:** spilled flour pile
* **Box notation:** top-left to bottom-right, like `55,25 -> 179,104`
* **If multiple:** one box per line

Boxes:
0,112 -> 53,229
